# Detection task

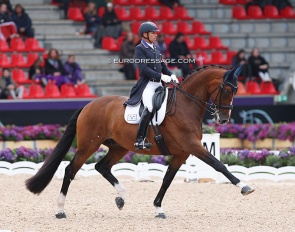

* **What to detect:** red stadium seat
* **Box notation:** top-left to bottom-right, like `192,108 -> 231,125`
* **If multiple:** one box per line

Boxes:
28,84 -> 46,98
211,50 -> 228,65
145,0 -> 161,5
68,7 -> 85,21
236,0 -> 251,3
0,39 -> 12,52
232,5 -> 249,19
129,0 -> 144,5
144,6 -> 160,20
114,7 -> 131,21
161,21 -> 177,35
25,38 -> 45,52
174,6 -> 193,20
193,36 -> 209,50
10,38 -> 27,52
260,81 -> 280,94
61,84 -> 78,98
248,5 -> 265,19
237,81 -> 248,95
164,36 -> 173,47
131,21 -> 141,34
184,36 -> 194,50
117,35 -> 125,49
131,21 -> 141,35
177,21 -> 192,34
135,68 -> 139,80
11,53 -> 29,68
195,51 -> 211,66
45,82 -> 62,98
191,21 -> 211,35
128,6 -> 144,20
159,6 -> 175,20
113,0 -> 130,5
98,7 -> 105,17
22,86 -> 30,99
246,81 -> 261,94
226,50 -> 237,67
219,0 -> 236,4
102,37 -> 120,51
208,36 -> 228,50
0,53 -> 12,68
264,5 -> 281,19
12,68 -> 33,84
280,6 -> 295,18
26,52 -> 39,67
76,84 -> 97,98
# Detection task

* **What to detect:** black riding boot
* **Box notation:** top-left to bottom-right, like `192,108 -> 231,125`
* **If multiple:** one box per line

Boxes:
134,107 -> 153,150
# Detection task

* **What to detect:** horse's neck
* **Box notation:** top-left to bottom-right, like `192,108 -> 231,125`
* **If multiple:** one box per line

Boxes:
180,75 -> 211,103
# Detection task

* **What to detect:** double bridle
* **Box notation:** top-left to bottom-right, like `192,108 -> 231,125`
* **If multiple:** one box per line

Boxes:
166,79 -> 236,117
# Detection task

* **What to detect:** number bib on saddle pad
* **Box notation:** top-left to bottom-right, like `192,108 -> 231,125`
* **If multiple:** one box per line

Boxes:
124,87 -> 168,125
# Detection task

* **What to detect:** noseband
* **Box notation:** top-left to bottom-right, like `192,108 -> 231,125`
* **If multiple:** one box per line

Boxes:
167,79 -> 235,116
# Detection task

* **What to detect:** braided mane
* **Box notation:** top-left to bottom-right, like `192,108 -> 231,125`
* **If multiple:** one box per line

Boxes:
182,64 -> 228,81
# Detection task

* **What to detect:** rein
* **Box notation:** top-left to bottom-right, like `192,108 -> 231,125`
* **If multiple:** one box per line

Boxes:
166,81 -> 233,116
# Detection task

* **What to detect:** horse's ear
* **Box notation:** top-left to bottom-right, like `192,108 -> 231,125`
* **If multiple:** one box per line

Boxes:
225,65 -> 242,81
224,65 -> 241,94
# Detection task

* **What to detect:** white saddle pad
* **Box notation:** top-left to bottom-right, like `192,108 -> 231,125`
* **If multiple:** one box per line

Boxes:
124,88 -> 169,125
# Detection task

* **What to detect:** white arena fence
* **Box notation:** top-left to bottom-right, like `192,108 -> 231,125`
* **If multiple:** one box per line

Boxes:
1,134 -> 295,182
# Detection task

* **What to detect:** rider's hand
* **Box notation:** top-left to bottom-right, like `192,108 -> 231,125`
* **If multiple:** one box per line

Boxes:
171,74 -> 179,84
161,74 -> 172,83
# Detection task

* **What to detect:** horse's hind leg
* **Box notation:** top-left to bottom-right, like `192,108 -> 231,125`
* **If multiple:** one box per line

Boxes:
95,141 -> 128,210
56,145 -> 98,219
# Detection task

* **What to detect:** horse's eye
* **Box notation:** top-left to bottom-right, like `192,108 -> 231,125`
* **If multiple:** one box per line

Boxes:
225,90 -> 230,95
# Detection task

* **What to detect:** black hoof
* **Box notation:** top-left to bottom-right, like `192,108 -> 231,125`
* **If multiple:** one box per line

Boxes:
115,197 -> 125,210
155,213 -> 167,219
55,212 -> 66,219
241,186 -> 255,196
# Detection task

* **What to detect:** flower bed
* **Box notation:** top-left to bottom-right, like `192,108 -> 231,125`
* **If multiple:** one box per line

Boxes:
221,147 -> 295,168
0,124 -> 62,141
212,122 -> 295,142
0,146 -> 171,165
2,145 -> 295,168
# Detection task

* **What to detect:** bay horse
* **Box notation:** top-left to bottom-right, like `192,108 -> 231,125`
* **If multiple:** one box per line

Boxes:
26,65 -> 255,219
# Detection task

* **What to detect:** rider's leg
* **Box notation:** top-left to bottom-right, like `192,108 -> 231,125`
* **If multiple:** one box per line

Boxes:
134,107 -> 153,150
134,81 -> 160,150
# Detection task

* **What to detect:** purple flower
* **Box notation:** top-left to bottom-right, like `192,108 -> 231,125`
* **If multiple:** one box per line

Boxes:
124,151 -> 135,163
151,155 -> 165,165
0,148 -> 16,161
238,149 -> 250,160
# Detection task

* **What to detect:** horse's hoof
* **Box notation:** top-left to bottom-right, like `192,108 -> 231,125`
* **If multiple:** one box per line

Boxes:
115,197 -> 125,210
55,212 -> 66,219
241,186 -> 255,196
155,213 -> 167,219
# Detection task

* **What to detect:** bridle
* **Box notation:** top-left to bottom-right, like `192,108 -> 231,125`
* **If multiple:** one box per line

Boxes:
166,76 -> 237,117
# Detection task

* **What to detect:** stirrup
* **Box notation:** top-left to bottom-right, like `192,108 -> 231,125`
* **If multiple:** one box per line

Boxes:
134,139 -> 153,150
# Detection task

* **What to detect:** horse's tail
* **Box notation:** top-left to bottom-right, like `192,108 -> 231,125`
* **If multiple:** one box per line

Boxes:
26,108 -> 83,195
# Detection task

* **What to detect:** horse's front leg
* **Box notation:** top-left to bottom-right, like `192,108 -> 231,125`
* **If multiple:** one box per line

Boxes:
191,142 -> 255,195
153,154 -> 189,219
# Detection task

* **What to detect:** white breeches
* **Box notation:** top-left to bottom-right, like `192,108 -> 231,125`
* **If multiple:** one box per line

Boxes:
142,81 -> 162,112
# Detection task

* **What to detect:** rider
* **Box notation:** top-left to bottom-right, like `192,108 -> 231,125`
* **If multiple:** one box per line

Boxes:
124,21 -> 179,150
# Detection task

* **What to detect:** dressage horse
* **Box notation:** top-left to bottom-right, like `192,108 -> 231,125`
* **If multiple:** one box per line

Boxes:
26,65 -> 255,219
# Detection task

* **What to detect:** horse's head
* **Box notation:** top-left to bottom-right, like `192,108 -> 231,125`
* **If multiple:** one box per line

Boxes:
208,66 -> 241,124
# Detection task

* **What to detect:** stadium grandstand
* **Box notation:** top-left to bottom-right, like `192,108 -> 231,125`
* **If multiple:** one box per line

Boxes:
0,0 -> 295,124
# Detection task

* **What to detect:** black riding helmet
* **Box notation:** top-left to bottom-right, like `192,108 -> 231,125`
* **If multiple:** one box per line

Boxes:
139,21 -> 159,43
